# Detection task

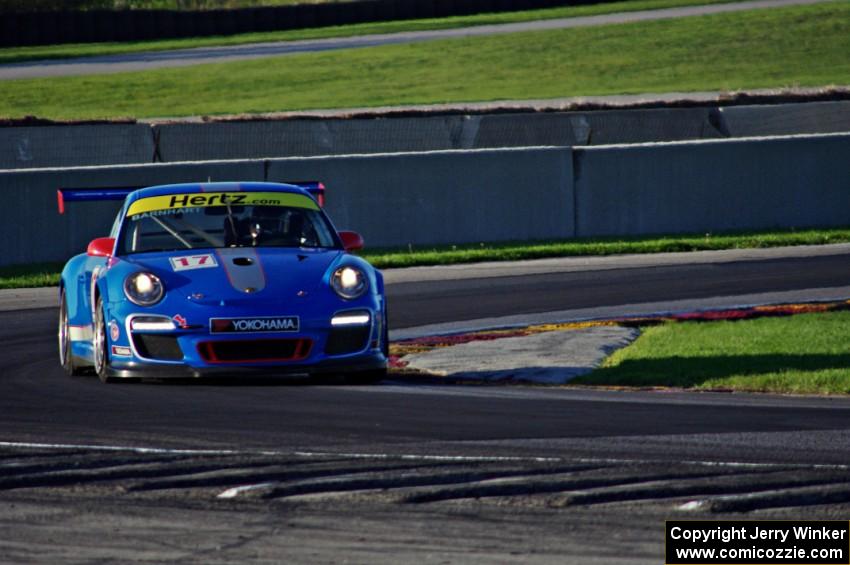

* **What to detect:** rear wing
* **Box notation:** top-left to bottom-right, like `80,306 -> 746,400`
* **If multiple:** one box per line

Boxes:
57,186 -> 142,214
57,181 -> 326,214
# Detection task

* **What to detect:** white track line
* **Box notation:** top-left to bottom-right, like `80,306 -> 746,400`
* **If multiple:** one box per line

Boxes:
0,440 -> 242,456
2,440 -> 849,471
0,441 -> 557,462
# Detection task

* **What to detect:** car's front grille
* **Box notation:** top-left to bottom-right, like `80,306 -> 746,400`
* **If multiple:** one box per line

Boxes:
132,334 -> 183,361
324,326 -> 371,356
197,339 -> 312,364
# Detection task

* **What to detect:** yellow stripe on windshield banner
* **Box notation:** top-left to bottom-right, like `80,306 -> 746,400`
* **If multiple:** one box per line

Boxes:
127,192 -> 319,216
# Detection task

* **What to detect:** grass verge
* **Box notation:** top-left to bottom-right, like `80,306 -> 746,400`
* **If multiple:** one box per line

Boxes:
2,227 -> 849,289
0,0 -> 741,65
4,2 -> 849,120
0,262 -> 63,290
360,227 -> 850,269
574,311 -> 850,394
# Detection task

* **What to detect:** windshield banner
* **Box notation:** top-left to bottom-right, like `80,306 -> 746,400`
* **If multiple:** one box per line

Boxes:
127,192 -> 319,216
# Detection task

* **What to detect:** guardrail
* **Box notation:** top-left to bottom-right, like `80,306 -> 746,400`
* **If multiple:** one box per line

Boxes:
1,132 -> 848,267
2,0 -> 612,47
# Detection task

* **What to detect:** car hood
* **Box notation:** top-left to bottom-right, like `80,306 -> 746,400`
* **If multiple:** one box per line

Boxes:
120,247 -> 344,306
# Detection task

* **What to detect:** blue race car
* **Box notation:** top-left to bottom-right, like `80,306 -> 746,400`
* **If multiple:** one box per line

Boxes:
58,182 -> 388,383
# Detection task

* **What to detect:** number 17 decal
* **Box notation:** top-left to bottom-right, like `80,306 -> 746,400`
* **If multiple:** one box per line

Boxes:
169,254 -> 218,272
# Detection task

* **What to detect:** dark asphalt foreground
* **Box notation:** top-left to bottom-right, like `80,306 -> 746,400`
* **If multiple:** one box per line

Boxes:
3,250 -> 850,563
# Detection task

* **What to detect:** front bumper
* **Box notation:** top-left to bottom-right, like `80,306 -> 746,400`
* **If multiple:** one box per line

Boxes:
105,302 -> 387,379
106,351 -> 387,379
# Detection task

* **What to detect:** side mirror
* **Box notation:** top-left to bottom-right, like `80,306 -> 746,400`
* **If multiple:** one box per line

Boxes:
87,237 -> 115,257
338,231 -> 364,252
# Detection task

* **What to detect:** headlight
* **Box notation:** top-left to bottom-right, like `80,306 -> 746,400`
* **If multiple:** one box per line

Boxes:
124,272 -> 164,306
331,266 -> 368,300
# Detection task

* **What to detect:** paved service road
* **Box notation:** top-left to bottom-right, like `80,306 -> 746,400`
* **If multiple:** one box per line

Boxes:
3,247 -> 850,563
0,0 -> 833,80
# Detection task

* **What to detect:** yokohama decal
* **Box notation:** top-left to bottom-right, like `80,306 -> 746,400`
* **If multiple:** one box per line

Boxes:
210,316 -> 300,333
169,254 -> 218,272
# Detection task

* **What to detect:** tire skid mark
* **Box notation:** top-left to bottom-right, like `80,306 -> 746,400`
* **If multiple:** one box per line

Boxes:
691,482 -> 850,513
2,446 -> 850,513
0,456 -> 287,492
125,461 -> 476,493
242,463 -> 606,501
396,468 -> 764,505
543,470 -> 850,508
0,453 -> 186,480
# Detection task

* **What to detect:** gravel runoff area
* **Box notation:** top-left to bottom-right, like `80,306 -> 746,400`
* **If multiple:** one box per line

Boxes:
402,326 -> 640,384
0,0 -> 832,81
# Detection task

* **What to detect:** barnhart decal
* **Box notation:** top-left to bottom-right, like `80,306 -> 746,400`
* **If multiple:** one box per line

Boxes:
169,254 -> 218,272
130,207 -> 202,222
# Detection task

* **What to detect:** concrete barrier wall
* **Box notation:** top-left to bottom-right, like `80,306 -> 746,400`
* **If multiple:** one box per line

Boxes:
0,124 -> 154,170
573,133 -> 850,237
4,102 -> 848,170
0,147 -> 572,266
473,107 -> 723,148
155,116 -> 466,161
156,107 -> 723,161
718,101 -> 850,137
266,147 -> 575,247
2,133 -> 849,267
0,160 -> 263,266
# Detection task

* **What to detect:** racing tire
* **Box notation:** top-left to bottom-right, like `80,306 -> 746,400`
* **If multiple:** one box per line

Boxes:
92,296 -> 116,384
58,289 -> 86,377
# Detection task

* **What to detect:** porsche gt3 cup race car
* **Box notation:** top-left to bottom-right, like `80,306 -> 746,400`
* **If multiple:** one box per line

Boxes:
57,182 -> 388,383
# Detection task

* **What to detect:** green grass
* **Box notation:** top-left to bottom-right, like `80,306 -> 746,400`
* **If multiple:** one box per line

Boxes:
575,311 -> 850,395
3,226 -> 850,289
360,227 -> 850,269
0,0 -> 741,65
0,262 -> 63,290
6,2 -> 849,120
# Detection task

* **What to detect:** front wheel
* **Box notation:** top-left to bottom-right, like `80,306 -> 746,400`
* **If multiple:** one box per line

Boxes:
92,297 -> 115,383
58,289 -> 85,376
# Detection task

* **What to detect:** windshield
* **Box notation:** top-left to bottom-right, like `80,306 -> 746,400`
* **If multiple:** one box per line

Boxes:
118,197 -> 339,255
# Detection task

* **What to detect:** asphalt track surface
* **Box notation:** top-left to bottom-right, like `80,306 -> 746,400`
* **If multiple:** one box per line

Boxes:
3,248 -> 850,563
3,248 -> 850,455
0,0 -> 833,81
388,250 -> 850,329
